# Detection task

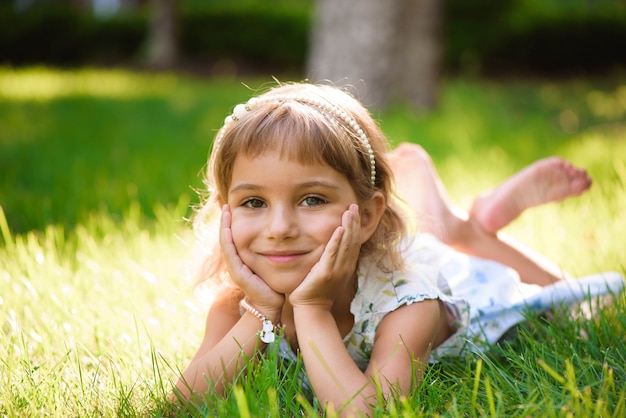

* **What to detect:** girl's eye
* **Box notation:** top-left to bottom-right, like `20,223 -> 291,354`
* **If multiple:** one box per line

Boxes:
243,198 -> 265,209
302,196 -> 326,207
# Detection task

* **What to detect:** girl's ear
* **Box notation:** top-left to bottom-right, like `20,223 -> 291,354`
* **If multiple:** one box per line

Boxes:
359,191 -> 386,244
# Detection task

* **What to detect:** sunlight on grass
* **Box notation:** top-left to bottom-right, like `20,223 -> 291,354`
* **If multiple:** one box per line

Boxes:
0,204 -> 209,416
0,67 -> 180,101
503,130 -> 626,276
587,87 -> 626,120
1,68 -> 625,416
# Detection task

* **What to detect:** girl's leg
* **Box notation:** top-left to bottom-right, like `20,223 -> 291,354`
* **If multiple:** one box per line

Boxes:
387,143 -> 591,286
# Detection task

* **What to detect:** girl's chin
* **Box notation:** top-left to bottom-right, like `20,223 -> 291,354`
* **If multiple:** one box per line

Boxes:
264,275 -> 306,295
267,283 -> 300,296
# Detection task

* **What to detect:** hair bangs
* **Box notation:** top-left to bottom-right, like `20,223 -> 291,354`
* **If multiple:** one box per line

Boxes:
229,101 -> 364,171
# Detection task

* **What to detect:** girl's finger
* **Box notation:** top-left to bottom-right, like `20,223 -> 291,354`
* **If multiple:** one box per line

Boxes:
219,205 -> 231,240
337,204 -> 359,260
350,204 -> 361,248
219,205 -> 250,282
219,205 -> 237,258
326,224 -> 345,261
311,224 -> 344,279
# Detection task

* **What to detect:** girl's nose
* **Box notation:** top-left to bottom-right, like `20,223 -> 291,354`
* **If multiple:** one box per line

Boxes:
266,206 -> 298,240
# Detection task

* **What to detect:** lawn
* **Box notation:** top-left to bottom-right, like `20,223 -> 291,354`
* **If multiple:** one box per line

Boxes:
0,67 -> 625,416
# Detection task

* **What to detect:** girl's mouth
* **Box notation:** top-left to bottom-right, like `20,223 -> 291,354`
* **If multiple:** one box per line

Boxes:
261,251 -> 309,264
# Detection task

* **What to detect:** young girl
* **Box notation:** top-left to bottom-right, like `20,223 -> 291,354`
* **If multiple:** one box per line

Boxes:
175,82 -> 624,415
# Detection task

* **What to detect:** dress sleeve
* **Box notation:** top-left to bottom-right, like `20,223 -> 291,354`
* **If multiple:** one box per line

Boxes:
345,235 -> 470,368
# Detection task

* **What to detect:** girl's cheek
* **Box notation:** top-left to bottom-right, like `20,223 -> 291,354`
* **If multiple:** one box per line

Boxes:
229,216 -> 250,247
229,219 -> 241,243
325,214 -> 344,238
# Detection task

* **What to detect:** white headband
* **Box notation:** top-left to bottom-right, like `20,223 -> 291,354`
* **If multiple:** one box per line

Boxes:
213,94 -> 376,186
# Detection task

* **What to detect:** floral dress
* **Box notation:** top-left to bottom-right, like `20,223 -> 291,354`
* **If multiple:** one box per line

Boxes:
275,233 -> 624,375
344,233 -> 624,370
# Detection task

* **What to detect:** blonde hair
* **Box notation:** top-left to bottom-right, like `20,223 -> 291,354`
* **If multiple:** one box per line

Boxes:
193,82 -> 407,288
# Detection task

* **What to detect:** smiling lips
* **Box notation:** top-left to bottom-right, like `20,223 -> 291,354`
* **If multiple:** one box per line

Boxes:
261,250 -> 309,264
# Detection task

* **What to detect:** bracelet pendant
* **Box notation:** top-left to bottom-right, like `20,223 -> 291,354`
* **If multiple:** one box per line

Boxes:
259,319 -> 275,343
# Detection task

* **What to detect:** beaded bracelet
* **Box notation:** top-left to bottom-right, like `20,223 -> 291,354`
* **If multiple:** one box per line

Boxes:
239,299 -> 276,343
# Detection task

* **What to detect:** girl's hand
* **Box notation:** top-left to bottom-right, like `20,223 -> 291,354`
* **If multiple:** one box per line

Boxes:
220,205 -> 284,316
289,204 -> 361,310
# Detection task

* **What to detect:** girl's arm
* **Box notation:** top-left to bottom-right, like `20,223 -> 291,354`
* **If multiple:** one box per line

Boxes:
290,205 -> 450,415
174,289 -> 281,399
294,299 -> 446,416
175,204 -> 284,399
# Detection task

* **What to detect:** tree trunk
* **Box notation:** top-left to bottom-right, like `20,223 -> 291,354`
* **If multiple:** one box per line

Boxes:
146,0 -> 178,70
307,0 -> 441,111
396,0 -> 442,110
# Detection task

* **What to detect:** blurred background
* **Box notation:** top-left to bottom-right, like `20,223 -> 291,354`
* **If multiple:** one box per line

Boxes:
3,1 -> 626,83
1,0 -> 625,236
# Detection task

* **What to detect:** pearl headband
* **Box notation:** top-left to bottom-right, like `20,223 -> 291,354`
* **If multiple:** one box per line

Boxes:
213,94 -> 377,186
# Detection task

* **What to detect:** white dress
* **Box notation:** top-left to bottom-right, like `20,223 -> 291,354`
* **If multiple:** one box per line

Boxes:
274,233 -> 624,375
344,233 -> 625,370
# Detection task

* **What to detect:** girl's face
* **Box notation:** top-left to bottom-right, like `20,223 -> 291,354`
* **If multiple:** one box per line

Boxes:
226,151 -> 359,294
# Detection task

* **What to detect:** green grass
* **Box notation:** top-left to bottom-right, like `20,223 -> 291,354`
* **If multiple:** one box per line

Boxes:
1,67 -> 625,416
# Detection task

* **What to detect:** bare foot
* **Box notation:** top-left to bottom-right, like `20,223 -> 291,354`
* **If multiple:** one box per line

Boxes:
470,157 -> 592,234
